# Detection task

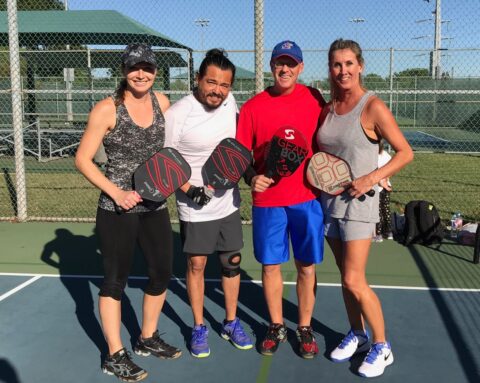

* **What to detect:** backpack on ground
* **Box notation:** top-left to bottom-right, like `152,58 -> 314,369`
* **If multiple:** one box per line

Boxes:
403,200 -> 445,246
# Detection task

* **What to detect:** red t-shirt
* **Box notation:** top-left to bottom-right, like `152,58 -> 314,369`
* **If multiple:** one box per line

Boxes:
237,84 -> 325,207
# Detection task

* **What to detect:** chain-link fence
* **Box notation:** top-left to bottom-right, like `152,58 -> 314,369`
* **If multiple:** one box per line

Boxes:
0,0 -> 479,224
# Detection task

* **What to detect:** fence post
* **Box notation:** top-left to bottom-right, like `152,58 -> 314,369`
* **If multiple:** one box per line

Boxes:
36,118 -> 41,162
188,50 -> 194,92
388,47 -> 394,111
254,0 -> 264,94
413,75 -> 417,128
7,0 -> 27,222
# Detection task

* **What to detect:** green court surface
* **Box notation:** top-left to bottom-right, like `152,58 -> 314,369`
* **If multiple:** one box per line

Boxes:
0,222 -> 479,383
0,222 -> 477,288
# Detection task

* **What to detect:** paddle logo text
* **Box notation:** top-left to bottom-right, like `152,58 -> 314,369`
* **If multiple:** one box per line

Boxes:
277,137 -> 308,165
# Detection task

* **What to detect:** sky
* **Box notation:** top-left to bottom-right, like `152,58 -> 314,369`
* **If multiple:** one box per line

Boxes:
65,0 -> 480,80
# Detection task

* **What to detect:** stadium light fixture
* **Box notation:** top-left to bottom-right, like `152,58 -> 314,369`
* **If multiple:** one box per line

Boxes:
194,18 -> 210,51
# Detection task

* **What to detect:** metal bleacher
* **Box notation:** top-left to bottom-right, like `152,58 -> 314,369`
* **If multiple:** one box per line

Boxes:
0,118 -> 85,161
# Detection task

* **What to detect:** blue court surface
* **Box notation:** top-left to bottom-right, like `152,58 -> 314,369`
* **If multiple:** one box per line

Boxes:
1,221 -> 479,383
403,129 -> 480,152
1,275 -> 479,383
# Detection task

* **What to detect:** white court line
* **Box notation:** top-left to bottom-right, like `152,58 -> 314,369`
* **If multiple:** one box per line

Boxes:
1,272 -> 479,293
415,130 -> 450,142
0,275 -> 42,302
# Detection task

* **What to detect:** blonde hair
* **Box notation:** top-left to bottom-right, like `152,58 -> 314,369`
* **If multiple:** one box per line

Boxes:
328,39 -> 365,102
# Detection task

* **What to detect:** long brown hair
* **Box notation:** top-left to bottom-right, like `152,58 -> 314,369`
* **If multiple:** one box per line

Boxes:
328,39 -> 365,102
114,74 -> 128,107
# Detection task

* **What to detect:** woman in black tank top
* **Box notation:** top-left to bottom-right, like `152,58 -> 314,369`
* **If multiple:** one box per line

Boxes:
75,43 -> 181,381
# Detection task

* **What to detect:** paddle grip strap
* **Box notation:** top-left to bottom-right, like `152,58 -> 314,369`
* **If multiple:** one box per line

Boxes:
243,164 -> 257,186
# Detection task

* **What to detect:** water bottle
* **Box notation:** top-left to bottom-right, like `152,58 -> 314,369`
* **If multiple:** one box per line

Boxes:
450,213 -> 458,239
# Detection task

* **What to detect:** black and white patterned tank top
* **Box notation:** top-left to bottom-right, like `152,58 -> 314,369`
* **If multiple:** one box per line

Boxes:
98,90 -> 166,213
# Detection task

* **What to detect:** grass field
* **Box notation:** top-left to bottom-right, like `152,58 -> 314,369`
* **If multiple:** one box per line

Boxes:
0,153 -> 479,223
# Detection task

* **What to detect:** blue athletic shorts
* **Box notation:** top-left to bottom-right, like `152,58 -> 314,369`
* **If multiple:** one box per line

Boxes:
252,199 -> 324,265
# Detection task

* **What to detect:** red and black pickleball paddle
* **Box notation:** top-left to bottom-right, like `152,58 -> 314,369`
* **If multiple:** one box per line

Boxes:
202,137 -> 252,189
134,147 -> 191,202
264,126 -> 309,178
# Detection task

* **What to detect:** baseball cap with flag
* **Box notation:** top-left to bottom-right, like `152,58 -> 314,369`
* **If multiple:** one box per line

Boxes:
271,40 -> 303,63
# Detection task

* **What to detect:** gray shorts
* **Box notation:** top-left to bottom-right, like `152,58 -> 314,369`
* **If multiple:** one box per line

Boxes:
324,215 -> 376,242
180,210 -> 243,254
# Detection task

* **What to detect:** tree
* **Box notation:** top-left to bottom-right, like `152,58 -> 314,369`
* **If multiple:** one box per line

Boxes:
394,68 -> 429,78
394,68 -> 430,89
364,73 -> 388,90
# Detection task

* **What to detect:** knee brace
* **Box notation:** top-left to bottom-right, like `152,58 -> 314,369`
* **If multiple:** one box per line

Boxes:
219,251 -> 241,278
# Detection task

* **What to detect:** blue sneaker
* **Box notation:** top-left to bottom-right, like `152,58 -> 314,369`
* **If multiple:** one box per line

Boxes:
190,325 -> 210,358
220,317 -> 253,350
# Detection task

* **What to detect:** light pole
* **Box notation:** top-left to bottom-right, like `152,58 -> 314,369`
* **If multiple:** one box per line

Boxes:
194,18 -> 210,51
349,17 -> 366,41
414,0 -> 451,79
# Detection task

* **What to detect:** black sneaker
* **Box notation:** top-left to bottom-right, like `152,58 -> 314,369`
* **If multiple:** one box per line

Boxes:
134,330 -> 182,359
259,323 -> 287,356
102,348 -> 148,382
296,326 -> 319,359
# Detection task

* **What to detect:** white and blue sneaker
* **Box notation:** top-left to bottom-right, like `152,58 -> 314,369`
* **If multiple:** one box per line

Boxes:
330,329 -> 370,362
358,342 -> 394,378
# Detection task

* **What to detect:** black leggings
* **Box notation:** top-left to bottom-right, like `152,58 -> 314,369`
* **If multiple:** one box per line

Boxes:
96,207 -> 173,301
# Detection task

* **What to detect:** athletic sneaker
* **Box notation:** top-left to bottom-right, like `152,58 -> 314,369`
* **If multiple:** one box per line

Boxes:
221,317 -> 253,350
358,342 -> 394,378
190,324 -> 210,358
330,329 -> 370,362
102,348 -> 148,382
134,330 -> 182,359
387,232 -> 394,240
372,235 -> 383,243
259,323 -> 287,356
296,326 -> 319,359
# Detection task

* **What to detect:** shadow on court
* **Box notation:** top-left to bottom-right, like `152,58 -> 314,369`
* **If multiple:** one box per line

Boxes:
2,167 -> 17,216
163,239 -> 343,357
408,242 -> 480,383
0,358 -> 20,383
39,227 -> 179,362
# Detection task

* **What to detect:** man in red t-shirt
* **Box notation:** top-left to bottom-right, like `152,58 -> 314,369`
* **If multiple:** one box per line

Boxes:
236,40 -> 325,359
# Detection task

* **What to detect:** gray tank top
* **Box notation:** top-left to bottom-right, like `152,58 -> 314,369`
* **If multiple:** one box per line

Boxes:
98,90 -> 167,213
316,91 -> 379,222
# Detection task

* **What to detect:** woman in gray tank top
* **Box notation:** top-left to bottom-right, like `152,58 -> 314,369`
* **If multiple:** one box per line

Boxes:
316,39 -> 413,378
75,44 -> 181,381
